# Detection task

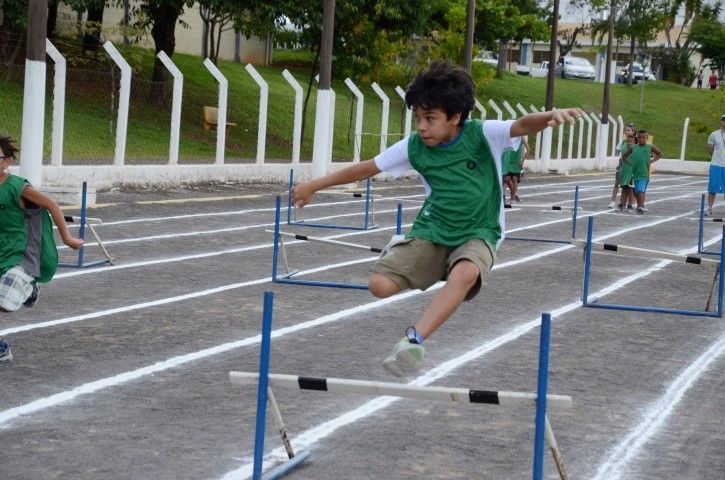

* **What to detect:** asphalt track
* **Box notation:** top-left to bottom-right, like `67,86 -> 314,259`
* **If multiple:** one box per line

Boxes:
1,172 -> 723,479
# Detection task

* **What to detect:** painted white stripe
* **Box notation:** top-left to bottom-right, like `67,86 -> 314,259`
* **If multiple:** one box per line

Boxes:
591,335 -> 725,480
24,208 -> 692,336
0,212 -> 712,431
220,234 -> 724,480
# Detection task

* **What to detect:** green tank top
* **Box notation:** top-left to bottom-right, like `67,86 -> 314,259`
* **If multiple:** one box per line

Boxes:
630,144 -> 652,180
504,141 -> 524,174
406,119 -> 503,249
0,175 -> 58,282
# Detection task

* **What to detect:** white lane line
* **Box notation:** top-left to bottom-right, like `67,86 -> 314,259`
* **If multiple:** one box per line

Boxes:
219,233 -> 724,480
591,336 -> 725,480
55,207 -> 417,250
0,211 -> 704,430
20,206 -> 696,337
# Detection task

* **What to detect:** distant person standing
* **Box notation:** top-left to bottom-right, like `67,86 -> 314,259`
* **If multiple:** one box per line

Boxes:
709,71 -> 719,90
696,71 -> 703,89
706,114 -> 725,216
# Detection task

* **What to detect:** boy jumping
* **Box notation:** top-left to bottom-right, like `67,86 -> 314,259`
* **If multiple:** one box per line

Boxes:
291,61 -> 581,376
0,134 -> 83,361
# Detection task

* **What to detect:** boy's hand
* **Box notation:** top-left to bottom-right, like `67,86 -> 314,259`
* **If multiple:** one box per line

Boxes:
63,236 -> 84,250
546,108 -> 584,127
291,181 -> 316,208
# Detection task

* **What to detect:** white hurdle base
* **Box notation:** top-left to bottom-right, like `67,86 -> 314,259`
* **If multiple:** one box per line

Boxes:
230,372 -> 573,410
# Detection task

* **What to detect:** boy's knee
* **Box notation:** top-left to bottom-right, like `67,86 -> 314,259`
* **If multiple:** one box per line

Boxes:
449,260 -> 481,289
368,273 -> 401,298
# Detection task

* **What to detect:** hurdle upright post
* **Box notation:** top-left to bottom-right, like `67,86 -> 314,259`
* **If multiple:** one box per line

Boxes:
76,181 -> 88,267
363,177 -> 373,228
272,196 -> 282,282
533,313 -> 552,480
698,194 -> 706,254
571,186 -> 579,239
581,216 -> 594,304
718,225 -> 725,316
396,203 -> 403,235
252,292 -> 274,480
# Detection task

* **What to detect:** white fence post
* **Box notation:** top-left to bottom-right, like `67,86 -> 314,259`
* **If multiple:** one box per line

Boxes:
245,64 -> 268,164
502,100 -> 517,119
556,118 -> 564,161
577,116 -> 584,159
474,99 -> 486,119
531,105 -> 541,160
488,99 -> 503,120
394,86 -> 412,139
515,103 -> 528,118
371,82 -> 389,153
46,39 -> 65,167
282,70 -> 303,165
157,51 -> 183,165
608,114 -> 617,157
567,122 -> 574,160
344,78 -> 364,162
203,58 -> 228,165
680,117 -> 690,161
103,41 -> 131,166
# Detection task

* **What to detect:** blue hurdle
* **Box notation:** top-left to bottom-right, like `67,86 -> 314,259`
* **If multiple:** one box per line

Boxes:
697,194 -> 722,257
506,186 -> 579,245
581,216 -> 724,317
231,304 -> 571,480
286,169 -> 378,230
271,195 -> 403,290
58,182 -> 114,269
250,292 -> 311,480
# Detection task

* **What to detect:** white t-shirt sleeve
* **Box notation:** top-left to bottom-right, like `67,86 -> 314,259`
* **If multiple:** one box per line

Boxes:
374,137 -> 412,178
708,131 -> 716,145
482,120 -> 515,167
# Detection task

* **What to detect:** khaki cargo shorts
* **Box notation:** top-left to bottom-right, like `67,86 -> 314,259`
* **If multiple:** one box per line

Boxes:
373,236 -> 495,300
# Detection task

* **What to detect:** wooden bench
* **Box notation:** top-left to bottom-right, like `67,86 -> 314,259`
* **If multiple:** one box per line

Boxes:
203,106 -> 236,134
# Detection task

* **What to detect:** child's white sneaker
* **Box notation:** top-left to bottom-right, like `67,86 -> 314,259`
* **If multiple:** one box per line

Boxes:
383,329 -> 425,377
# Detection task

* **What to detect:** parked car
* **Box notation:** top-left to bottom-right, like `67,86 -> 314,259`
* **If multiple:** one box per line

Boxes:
473,50 -> 498,66
618,62 -> 656,84
555,56 -> 596,80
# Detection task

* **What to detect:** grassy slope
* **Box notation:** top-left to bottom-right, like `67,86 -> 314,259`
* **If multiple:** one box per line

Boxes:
0,46 -> 722,164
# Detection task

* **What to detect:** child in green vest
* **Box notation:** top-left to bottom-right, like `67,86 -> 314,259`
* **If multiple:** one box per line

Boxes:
0,135 -> 83,361
617,129 -> 636,211
503,136 -> 529,204
291,60 -> 582,376
622,130 -> 662,214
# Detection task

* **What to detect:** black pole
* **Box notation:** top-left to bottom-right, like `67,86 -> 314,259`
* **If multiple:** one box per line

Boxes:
601,0 -> 615,122
544,0 -> 559,111
463,0 -> 475,72
318,0 -> 335,90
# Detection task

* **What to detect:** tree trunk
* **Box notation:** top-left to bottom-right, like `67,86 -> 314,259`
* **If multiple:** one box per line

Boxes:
83,4 -> 105,53
627,37 -> 635,86
301,43 -> 321,148
150,6 -> 180,105
47,0 -> 59,39
209,20 -> 216,63
496,39 -> 506,79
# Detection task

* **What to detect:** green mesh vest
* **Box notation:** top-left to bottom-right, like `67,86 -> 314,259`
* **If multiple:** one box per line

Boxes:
0,175 -> 58,283
406,119 -> 503,249
630,144 -> 652,181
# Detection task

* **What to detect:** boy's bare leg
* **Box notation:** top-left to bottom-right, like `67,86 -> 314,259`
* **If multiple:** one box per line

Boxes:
414,260 -> 479,339
511,177 -> 519,200
369,273 -> 401,298
708,192 -> 715,211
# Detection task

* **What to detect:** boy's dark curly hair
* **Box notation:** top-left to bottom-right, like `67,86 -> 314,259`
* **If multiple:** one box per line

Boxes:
0,135 -> 19,160
405,60 -> 476,125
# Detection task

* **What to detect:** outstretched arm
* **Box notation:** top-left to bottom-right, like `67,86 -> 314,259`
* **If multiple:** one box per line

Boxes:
291,159 -> 381,208
510,108 -> 583,138
21,187 -> 84,250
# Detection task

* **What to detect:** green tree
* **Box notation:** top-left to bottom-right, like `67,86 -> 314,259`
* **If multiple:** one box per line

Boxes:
688,3 -> 725,78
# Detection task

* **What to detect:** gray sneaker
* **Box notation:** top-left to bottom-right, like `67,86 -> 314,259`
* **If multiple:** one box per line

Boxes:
0,339 -> 13,362
383,338 -> 425,377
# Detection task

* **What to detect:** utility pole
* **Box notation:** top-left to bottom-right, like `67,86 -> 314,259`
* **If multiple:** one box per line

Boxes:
597,0 -> 616,170
311,0 -> 335,178
19,0 -> 48,186
541,0 -> 560,172
463,0 -> 476,72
